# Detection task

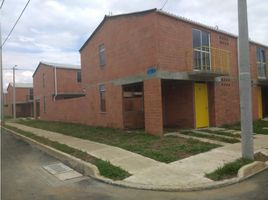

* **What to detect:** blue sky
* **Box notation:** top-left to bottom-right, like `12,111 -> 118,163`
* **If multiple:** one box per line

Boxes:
2,0 -> 268,90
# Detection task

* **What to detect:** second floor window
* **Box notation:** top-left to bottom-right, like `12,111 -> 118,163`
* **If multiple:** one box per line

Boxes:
257,47 -> 266,78
99,44 -> 106,66
42,73 -> 45,88
77,70 -> 81,83
192,29 -> 210,71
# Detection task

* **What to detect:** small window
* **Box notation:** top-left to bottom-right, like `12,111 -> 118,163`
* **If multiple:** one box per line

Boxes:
43,96 -> 46,113
77,70 -> 81,83
42,73 -> 45,88
257,47 -> 266,78
99,85 -> 106,112
29,88 -> 33,100
99,44 -> 106,66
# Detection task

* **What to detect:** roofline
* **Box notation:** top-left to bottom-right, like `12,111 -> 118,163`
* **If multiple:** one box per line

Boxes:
33,61 -> 81,77
79,8 -> 157,52
156,10 -> 268,48
7,82 -> 33,89
79,8 -> 268,52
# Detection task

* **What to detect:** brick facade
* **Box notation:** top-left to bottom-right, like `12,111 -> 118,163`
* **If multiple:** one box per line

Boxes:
4,83 -> 33,117
33,9 -> 267,135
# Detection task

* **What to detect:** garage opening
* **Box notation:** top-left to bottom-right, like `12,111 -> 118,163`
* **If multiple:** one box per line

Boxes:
122,82 -> 144,129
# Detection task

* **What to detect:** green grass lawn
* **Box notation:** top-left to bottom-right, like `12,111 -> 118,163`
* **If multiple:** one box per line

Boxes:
206,158 -> 253,181
200,129 -> 241,138
222,120 -> 268,135
13,119 -> 220,163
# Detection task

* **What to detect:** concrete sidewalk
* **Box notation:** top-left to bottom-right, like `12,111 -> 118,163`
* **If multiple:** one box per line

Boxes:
6,122 -> 268,188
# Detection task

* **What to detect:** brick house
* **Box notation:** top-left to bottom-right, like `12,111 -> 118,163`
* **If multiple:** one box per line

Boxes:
78,9 -> 267,135
4,83 -> 34,117
33,62 -> 85,120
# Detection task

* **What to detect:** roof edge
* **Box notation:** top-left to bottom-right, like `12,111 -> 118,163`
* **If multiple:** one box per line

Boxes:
79,8 -> 157,52
33,61 -> 81,77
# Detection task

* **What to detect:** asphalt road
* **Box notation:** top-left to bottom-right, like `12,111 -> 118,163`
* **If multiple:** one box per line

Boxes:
1,129 -> 268,200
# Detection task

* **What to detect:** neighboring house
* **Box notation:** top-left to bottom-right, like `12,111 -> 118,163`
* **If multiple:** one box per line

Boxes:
33,61 -> 85,120
3,92 -> 8,116
4,83 -> 34,117
78,9 -> 267,135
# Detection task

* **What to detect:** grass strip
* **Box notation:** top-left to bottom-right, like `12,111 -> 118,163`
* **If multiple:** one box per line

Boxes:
199,129 -> 241,138
180,131 -> 240,144
205,158 -> 253,181
222,120 -> 268,135
3,125 -> 130,180
14,119 -> 220,163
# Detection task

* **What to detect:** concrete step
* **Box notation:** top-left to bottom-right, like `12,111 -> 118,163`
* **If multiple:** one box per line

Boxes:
192,130 -> 241,141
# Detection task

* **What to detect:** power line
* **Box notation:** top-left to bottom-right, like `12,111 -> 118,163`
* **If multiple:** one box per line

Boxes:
160,0 -> 168,10
1,0 -> 31,48
3,68 -> 33,70
0,0 -> 5,9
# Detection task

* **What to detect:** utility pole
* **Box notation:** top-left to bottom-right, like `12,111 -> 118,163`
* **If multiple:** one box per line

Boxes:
0,8 -> 2,126
12,65 -> 17,120
238,0 -> 254,159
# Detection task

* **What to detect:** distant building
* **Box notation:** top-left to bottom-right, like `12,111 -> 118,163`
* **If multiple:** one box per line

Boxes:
4,83 -> 34,117
33,61 -> 85,120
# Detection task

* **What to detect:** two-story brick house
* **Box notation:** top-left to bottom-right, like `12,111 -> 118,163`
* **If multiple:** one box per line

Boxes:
4,83 -> 34,117
33,62 -> 85,120
79,9 -> 267,135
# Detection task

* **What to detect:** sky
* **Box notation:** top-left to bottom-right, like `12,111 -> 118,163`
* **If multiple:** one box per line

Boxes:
2,0 -> 268,91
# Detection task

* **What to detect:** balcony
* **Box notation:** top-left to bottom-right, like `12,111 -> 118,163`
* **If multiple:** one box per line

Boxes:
185,46 -> 230,78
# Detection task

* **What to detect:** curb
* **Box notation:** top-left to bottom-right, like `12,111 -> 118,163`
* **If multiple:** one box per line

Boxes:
3,127 -> 268,192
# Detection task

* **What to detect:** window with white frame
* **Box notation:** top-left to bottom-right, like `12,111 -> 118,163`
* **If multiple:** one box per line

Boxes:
192,29 -> 211,70
257,47 -> 266,78
99,44 -> 106,66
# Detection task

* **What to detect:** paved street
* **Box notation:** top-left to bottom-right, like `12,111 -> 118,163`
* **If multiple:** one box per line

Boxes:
1,129 -> 268,200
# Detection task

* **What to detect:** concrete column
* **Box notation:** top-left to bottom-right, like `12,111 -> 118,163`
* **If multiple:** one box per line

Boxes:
144,78 -> 163,135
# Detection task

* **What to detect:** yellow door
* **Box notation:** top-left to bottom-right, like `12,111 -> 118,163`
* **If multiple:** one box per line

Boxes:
258,87 -> 263,119
195,83 -> 209,128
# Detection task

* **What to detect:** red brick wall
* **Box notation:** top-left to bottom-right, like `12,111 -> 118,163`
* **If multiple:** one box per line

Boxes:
5,85 -> 33,117
33,64 -> 85,122
56,68 -> 82,93
80,12 -> 158,86
80,12 -> 158,130
144,78 -> 163,135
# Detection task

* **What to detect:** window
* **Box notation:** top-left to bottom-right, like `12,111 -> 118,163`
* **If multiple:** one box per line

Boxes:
28,88 -> 33,100
99,85 -> 106,112
257,47 -> 266,78
99,44 -> 106,66
42,73 -> 45,88
43,96 -> 46,113
192,29 -> 211,70
77,70 -> 81,83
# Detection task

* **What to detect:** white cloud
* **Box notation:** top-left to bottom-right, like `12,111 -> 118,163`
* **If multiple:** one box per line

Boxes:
2,0 -> 268,90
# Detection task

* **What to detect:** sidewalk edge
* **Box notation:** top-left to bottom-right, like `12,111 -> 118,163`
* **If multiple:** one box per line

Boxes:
3,127 -> 268,192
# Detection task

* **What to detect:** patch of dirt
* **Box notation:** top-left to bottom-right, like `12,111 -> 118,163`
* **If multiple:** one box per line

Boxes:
254,152 -> 268,162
